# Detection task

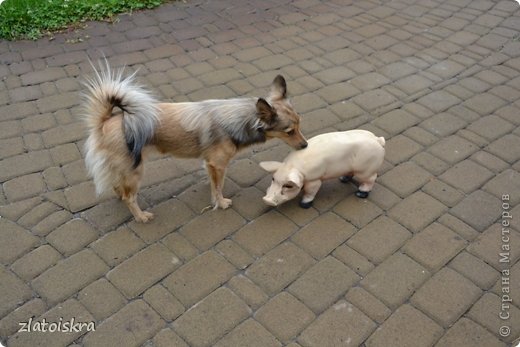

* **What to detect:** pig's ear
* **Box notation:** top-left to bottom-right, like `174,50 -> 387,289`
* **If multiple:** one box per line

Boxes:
259,161 -> 282,172
288,169 -> 304,188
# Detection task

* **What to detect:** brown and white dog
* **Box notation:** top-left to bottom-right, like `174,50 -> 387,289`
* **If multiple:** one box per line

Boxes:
82,64 -> 307,222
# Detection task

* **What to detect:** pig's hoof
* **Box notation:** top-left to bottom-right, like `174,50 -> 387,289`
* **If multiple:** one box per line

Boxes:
299,200 -> 313,209
339,176 -> 352,183
355,190 -> 369,199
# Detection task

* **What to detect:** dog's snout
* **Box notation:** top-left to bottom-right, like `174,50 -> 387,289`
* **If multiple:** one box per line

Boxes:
300,142 -> 308,149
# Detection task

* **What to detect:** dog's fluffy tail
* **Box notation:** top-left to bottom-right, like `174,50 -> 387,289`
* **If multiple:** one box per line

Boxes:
82,61 -> 159,194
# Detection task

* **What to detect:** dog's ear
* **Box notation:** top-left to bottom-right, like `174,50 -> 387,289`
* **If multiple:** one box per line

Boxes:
259,161 -> 282,172
256,98 -> 277,124
270,75 -> 287,100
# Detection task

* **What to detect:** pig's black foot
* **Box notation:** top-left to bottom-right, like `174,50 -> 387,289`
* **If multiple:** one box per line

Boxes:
339,176 -> 352,183
355,190 -> 369,199
299,200 -> 313,209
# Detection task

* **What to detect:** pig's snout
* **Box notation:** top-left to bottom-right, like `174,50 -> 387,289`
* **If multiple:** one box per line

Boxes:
262,196 -> 278,206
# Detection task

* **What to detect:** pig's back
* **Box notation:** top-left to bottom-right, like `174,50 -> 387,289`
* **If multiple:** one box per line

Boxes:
286,130 -> 385,177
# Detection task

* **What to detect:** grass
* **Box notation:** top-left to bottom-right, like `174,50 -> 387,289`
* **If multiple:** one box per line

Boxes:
0,0 -> 165,40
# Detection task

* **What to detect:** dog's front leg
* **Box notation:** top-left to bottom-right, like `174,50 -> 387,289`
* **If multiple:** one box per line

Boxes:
206,162 -> 232,209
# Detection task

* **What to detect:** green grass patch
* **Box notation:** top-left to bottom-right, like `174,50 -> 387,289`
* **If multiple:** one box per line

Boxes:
0,0 -> 165,40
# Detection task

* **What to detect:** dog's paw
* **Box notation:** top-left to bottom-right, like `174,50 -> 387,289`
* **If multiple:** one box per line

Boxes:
135,211 -> 154,223
216,198 -> 233,209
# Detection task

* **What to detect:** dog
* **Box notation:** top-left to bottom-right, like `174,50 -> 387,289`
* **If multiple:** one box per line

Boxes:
82,63 -> 307,222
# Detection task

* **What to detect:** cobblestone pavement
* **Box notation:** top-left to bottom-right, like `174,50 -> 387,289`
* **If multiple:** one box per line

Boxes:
1,0 -> 520,346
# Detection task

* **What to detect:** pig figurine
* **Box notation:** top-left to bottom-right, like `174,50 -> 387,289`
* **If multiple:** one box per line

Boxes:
260,130 -> 385,208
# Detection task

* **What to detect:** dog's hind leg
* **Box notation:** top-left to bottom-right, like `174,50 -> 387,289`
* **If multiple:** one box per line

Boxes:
117,166 -> 154,223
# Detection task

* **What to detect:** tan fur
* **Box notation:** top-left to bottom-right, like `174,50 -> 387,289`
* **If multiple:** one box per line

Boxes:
84,72 -> 306,223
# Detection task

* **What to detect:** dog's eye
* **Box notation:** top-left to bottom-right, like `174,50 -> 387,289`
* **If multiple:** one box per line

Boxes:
286,130 -> 295,135
272,177 -> 274,182
283,183 -> 294,189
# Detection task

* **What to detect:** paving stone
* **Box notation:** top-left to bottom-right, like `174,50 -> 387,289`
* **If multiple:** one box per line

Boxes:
486,134 -> 520,164
63,181 -> 99,213
464,92 -> 507,116
435,318 -> 506,347
10,245 -> 61,281
163,250 -> 235,306
422,178 -> 465,207
420,112 -> 467,137
384,135 -> 423,165
333,195 -> 383,228
365,304 -> 443,347
255,292 -> 315,343
153,328 -> 189,347
233,210 -> 298,256
348,216 -> 411,264
231,186 -> 270,220
417,90 -> 461,113
484,169 -> 520,205
0,218 -> 39,264
83,300 -> 164,347
403,127 -> 439,147
394,74 -> 434,94
449,251 -> 500,289
350,72 -> 390,91
333,244 -> 375,276
128,199 -> 194,244
345,287 -> 391,324
288,256 -> 359,313
353,89 -> 398,111
215,240 -> 253,270
173,288 -> 250,347
143,284 -> 185,321
0,150 -> 52,182
467,224 -> 520,270
298,300 -> 376,347
246,242 -> 315,295
439,159 -> 494,194
0,298 -> 46,338
412,267 -> 482,327
32,249 -> 109,304
0,137 -> 24,160
372,109 -> 419,136
379,62 -> 417,80
379,162 -> 431,198
451,190 -> 502,231
8,299 -> 94,347
46,218 -> 98,256
388,191 -> 447,233
428,135 -> 478,164
180,208 -> 245,251
228,275 -> 268,310
467,293 -> 520,343
78,278 -> 126,321
161,232 -> 199,263
107,243 -> 180,298
360,253 -> 430,309
91,226 -> 145,266
17,201 -> 59,228
214,319 -> 281,347
0,266 -> 33,318
3,173 -> 46,202
291,212 -> 356,259
467,115 -> 514,142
